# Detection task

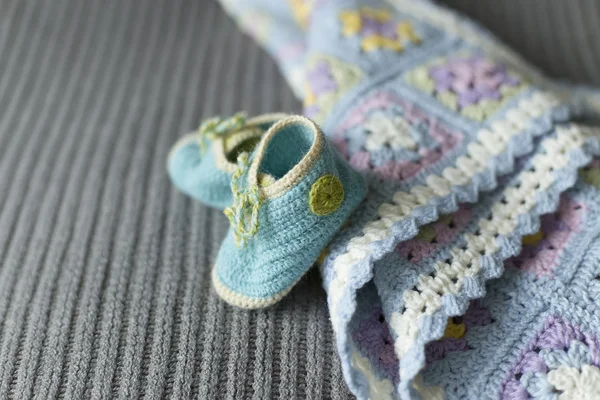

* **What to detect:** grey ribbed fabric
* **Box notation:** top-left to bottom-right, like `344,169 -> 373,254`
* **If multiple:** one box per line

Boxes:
0,0 -> 349,399
443,0 -> 600,85
0,0 -> 598,399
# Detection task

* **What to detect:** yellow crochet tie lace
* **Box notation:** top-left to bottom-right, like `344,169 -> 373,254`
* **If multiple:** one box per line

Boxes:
197,112 -> 247,152
223,152 -> 263,247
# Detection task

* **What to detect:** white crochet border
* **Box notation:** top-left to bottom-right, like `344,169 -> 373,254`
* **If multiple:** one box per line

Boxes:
328,91 -> 561,318
345,125 -> 598,400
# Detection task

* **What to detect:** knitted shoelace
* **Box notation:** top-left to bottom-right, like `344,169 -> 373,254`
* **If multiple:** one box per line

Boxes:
224,152 -> 263,247
197,112 -> 247,152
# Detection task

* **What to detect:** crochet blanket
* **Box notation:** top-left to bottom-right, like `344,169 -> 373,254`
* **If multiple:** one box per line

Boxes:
218,0 -> 600,398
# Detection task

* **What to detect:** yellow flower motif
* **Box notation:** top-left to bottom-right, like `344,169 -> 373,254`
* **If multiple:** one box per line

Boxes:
362,35 -> 403,52
442,318 -> 466,340
309,175 -> 345,216
580,167 -> 600,189
415,215 -> 452,242
522,230 -> 544,246
339,8 -> 421,52
415,224 -> 437,242
288,0 -> 311,29
397,22 -> 421,45
339,10 -> 362,36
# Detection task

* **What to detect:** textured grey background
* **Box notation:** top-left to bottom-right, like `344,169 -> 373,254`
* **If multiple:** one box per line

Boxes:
445,0 -> 600,85
0,0 -> 598,399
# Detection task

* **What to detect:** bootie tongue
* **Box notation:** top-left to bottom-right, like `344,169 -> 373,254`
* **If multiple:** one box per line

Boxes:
213,115 -> 367,309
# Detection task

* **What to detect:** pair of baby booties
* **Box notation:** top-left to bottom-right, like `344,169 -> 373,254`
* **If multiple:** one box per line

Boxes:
168,113 -> 366,309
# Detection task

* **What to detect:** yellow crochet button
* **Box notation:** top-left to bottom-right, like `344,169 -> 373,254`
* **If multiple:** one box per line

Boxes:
309,174 -> 344,216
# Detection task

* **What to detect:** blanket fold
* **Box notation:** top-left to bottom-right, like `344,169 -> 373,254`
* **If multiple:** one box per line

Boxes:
218,0 -> 600,398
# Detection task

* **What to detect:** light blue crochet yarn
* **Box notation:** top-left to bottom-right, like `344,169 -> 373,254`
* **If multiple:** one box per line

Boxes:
167,114 -> 286,209
213,116 -> 367,309
167,137 -> 234,209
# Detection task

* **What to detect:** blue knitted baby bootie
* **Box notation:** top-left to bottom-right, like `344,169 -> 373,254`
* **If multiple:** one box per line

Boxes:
167,112 -> 287,209
212,115 -> 367,309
